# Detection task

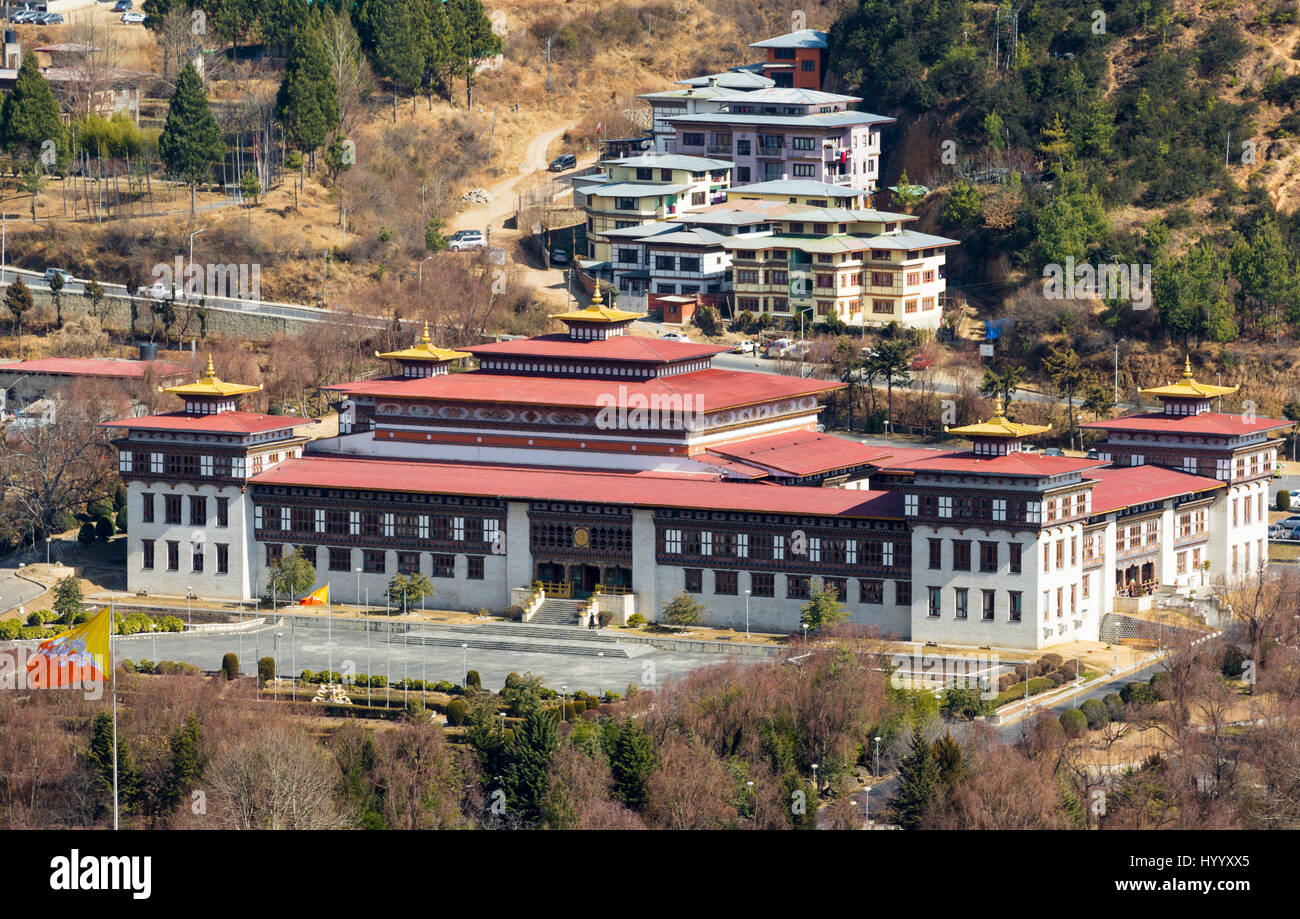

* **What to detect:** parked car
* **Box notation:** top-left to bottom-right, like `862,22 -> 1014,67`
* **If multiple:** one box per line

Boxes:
1042,447 -> 1065,457
548,154 -> 576,172
1275,514 -> 1300,529
860,346 -> 875,358
1270,522 -> 1300,540
765,337 -> 794,358
10,10 -> 38,23
43,268 -> 74,286
548,248 -> 569,267
659,331 -> 690,343
447,229 -> 486,251
1085,448 -> 1100,459
38,12 -> 64,24
1289,489 -> 1300,504
733,340 -> 757,354
112,0 -> 133,10
121,11 -> 145,23
910,354 -> 934,371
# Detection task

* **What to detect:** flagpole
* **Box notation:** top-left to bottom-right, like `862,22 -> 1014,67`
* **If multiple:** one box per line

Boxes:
327,587 -> 332,681
110,598 -> 119,831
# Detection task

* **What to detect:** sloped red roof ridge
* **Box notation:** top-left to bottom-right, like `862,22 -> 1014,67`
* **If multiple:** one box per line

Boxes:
0,357 -> 189,379
325,368 -> 843,411
463,334 -> 728,363
709,431 -> 893,476
1084,465 -> 1224,513
873,450 -> 1106,477
250,454 -> 906,518
1081,411 -> 1292,436
103,410 -> 302,435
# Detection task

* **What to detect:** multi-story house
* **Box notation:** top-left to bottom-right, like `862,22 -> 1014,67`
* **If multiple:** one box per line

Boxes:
749,29 -> 828,90
581,154 -> 732,263
640,70 -> 775,153
668,94 -> 892,190
728,178 -> 873,209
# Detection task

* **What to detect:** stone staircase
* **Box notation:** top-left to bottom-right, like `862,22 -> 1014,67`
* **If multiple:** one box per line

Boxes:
529,598 -> 586,626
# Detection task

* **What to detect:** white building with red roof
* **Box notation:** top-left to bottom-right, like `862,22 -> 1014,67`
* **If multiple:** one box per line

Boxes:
105,330 -> 1286,650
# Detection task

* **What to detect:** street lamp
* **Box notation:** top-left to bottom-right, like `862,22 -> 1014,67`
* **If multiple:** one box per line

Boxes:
597,651 -> 604,696
461,643 -> 468,686
810,763 -> 818,795
746,780 -> 755,823
873,736 -> 881,777
45,536 -> 50,568
801,623 -> 809,645
150,622 -> 157,662
744,588 -> 751,639
1113,338 -> 1125,405
186,585 -> 192,626
560,684 -> 568,722
1073,638 -> 1080,705
189,228 -> 205,284
419,256 -> 434,290
354,567 -> 361,614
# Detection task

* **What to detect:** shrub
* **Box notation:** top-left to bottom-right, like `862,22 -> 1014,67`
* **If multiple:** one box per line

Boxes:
1079,697 -> 1109,729
77,522 -> 96,546
445,699 -> 468,726
504,605 -> 524,622
1219,644 -> 1247,678
95,516 -> 115,540
137,659 -> 155,674
1046,671 -> 1066,687
432,680 -> 456,693
1148,670 -> 1172,701
941,685 -> 990,720
997,672 -> 1017,692
562,702 -> 578,721
1120,681 -> 1155,705
0,619 -> 21,640
1103,693 -> 1125,721
627,613 -> 646,628
115,508 -> 128,533
1279,489 -> 1291,511
20,626 -> 53,640
155,660 -> 198,675
465,669 -> 481,689
26,610 -> 44,627
257,657 -> 275,687
158,616 -> 184,632
1058,660 -> 1080,680
300,669 -> 316,683
221,653 -> 239,681
120,659 -> 135,673
1039,653 -> 1063,672
1059,707 -> 1088,737
1014,662 -> 1042,680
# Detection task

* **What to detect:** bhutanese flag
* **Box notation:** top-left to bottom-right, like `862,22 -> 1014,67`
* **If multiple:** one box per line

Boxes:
298,584 -> 329,606
26,607 -> 110,688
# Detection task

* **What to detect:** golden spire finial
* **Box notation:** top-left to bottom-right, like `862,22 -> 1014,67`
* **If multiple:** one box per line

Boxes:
203,355 -> 216,380
591,284 -> 604,307
420,321 -> 431,345
992,395 -> 1005,420
1182,355 -> 1194,380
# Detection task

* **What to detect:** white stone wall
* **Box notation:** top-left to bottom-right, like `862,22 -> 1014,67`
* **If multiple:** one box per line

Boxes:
126,481 -> 252,601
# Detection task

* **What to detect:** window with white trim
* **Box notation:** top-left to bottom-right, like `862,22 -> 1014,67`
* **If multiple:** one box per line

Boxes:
904,494 -> 918,516
200,455 -> 213,477
665,529 -> 682,553
348,511 -> 360,535
419,515 -> 430,539
483,519 -> 499,545
150,452 -> 164,474
314,509 -> 325,532
773,534 -> 785,560
845,539 -> 856,564
231,456 -> 245,479
737,532 -> 749,558
383,513 -> 395,537
453,516 -> 465,541
280,507 -> 290,530
882,542 -> 893,566
119,452 -> 133,473
700,531 -> 713,556
1216,459 -> 1231,481
808,537 -> 821,562
992,499 -> 1006,522
254,506 -> 263,528
938,496 -> 952,518
1026,501 -> 1042,525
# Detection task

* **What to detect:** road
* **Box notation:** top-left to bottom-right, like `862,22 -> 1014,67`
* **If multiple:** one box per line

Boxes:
995,659 -> 1164,742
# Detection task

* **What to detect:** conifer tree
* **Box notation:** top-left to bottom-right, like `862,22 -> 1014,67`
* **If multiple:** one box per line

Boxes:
86,711 -> 141,819
372,0 -> 426,120
609,718 -> 655,811
501,706 -> 557,821
158,62 -> 227,217
446,0 -> 501,109
0,55 -> 63,158
890,725 -> 939,829
276,18 -> 340,162
162,714 -> 206,815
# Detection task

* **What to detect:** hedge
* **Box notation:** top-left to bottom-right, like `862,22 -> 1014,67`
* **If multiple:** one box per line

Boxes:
1103,693 -> 1125,720
1060,708 -> 1088,736
445,699 -> 468,726
1079,697 -> 1109,729
994,676 -> 1056,707
221,653 -> 239,681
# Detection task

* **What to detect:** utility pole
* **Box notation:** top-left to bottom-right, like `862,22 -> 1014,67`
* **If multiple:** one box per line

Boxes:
488,107 -> 498,161
545,37 -> 553,94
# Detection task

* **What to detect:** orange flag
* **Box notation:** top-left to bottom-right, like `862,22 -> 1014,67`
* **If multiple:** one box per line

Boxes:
27,607 -> 110,689
298,585 -> 329,606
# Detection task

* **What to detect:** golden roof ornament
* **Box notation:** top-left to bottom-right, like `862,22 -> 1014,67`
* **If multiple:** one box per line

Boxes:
163,355 -> 262,397
376,322 -> 472,362
946,395 -> 1052,438
1139,356 -> 1237,399
548,283 -> 647,324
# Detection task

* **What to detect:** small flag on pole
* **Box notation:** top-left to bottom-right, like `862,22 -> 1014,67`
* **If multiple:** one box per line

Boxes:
299,585 -> 329,606
26,608 -> 111,688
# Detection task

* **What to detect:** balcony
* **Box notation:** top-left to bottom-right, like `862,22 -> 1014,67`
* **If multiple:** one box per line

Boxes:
756,144 -> 785,158
706,144 -> 731,155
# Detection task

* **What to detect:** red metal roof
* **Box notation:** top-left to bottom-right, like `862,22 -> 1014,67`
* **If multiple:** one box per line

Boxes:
708,431 -> 892,476
251,454 -> 906,517
1084,465 -> 1224,513
0,358 -> 189,379
695,453 -> 771,479
1081,412 -> 1291,436
463,334 -> 727,363
874,450 -> 1106,477
103,410 -> 302,435
326,368 -> 842,411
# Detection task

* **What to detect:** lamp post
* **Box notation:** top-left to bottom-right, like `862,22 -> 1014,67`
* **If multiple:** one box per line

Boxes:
273,629 -> 281,700
45,536 -> 50,569
354,567 -> 361,615
500,711 -> 506,734
873,735 -> 881,777
561,684 -> 568,722
597,651 -> 604,696
744,588 -> 751,639
746,780 -> 755,823
150,622 -> 157,662
189,228 -> 205,286
186,585 -> 192,627
802,623 -> 809,645
419,256 -> 434,290
863,786 -> 871,826
810,763 -> 818,796
1073,638 -> 1080,705
461,643 -> 468,687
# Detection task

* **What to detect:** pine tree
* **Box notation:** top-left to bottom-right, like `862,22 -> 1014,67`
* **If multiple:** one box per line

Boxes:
372,0 -> 426,120
276,18 -> 340,159
158,62 -> 227,217
501,706 -> 557,821
890,725 -> 939,829
162,714 -> 206,815
0,55 -> 63,158
446,0 -> 501,108
86,711 -> 141,819
931,732 -> 964,787
609,718 -> 655,811
4,276 -> 33,349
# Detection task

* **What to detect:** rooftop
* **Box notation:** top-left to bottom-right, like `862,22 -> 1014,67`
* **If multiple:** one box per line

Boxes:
376,323 -> 472,363
712,87 -> 860,106
946,397 -> 1051,439
750,29 -> 829,50
1085,465 -> 1225,514
462,334 -> 727,364
669,111 -> 895,129
103,410 -> 300,436
1139,358 -> 1239,399
162,357 -> 262,398
252,455 -> 905,518
1080,412 -> 1292,437
874,450 -> 1106,478
708,431 -> 893,477
585,182 -> 695,198
675,70 -> 775,89
0,357 -> 189,380
729,179 -> 868,199
605,154 -> 733,171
